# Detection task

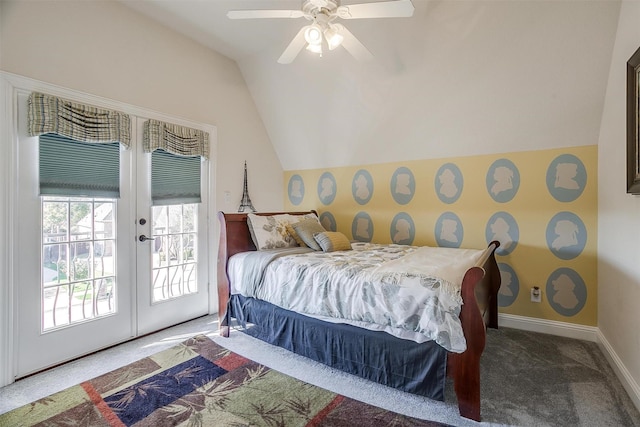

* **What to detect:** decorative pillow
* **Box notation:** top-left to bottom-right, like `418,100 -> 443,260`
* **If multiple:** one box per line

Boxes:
314,231 -> 352,252
247,214 -> 298,250
291,219 -> 326,251
286,213 -> 321,247
285,223 -> 306,247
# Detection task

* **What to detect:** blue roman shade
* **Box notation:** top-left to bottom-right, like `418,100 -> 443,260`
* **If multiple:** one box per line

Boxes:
144,119 -> 209,206
39,133 -> 120,198
151,150 -> 202,205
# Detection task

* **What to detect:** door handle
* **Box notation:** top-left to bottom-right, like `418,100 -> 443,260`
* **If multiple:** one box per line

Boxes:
138,234 -> 155,242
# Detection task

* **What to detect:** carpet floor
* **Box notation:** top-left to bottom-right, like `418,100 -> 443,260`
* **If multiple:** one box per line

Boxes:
0,315 -> 638,426
0,334 -> 449,427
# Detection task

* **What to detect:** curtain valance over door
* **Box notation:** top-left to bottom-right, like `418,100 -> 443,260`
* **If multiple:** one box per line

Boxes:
143,119 -> 209,160
143,120 -> 209,206
28,92 -> 131,147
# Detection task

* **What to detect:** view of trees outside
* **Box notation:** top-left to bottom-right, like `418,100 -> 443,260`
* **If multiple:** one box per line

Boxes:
40,198 -> 198,330
42,197 -> 116,331
151,204 -> 198,302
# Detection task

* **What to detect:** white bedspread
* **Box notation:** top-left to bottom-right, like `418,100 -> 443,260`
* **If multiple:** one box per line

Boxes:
228,243 -> 484,353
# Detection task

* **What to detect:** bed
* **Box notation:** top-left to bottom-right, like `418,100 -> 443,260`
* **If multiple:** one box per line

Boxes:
216,211 -> 501,422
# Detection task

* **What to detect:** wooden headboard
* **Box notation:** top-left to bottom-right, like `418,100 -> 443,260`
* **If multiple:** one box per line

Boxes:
216,210 -> 317,336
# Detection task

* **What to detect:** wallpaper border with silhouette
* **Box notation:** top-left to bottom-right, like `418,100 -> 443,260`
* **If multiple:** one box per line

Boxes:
284,145 -> 597,326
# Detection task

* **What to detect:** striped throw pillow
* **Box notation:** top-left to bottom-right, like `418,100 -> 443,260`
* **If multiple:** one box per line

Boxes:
313,231 -> 352,252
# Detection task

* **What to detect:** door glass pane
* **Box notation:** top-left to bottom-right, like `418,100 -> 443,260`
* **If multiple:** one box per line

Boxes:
151,204 -> 198,302
42,197 -> 117,331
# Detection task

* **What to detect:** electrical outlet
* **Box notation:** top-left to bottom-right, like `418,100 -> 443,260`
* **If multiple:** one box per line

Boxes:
530,286 -> 541,303
224,190 -> 231,204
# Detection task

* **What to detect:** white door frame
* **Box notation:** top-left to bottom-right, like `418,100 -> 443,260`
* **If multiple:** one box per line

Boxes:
0,71 -> 218,387
0,74 -> 17,388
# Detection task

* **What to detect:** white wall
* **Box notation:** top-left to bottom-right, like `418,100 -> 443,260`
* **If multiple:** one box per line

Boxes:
239,0 -> 620,170
0,0 -> 284,387
0,0 -> 283,213
598,0 -> 640,407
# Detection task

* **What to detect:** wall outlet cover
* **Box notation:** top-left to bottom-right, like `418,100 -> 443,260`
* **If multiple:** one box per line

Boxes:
531,287 -> 542,303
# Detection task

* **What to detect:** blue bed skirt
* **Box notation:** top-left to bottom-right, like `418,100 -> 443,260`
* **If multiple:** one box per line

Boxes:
229,294 -> 448,401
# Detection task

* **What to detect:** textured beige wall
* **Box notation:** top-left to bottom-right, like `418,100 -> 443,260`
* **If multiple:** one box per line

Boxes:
238,0 -> 620,171
598,0 -> 640,407
0,0 -> 283,213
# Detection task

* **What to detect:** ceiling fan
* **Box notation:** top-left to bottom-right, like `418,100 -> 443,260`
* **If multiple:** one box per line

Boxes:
227,0 -> 415,64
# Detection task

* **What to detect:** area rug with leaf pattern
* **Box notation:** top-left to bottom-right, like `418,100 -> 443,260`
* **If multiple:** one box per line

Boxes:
0,334 -> 450,426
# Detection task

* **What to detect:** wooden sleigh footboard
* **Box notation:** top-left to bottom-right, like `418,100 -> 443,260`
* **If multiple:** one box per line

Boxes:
216,211 -> 501,422
447,239 -> 501,421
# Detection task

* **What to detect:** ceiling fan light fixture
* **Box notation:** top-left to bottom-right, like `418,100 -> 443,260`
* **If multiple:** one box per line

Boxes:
304,24 -> 323,45
227,0 -> 416,64
306,42 -> 323,55
324,24 -> 344,50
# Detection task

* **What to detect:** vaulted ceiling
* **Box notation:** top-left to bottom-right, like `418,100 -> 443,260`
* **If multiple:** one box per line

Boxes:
121,0 -> 620,171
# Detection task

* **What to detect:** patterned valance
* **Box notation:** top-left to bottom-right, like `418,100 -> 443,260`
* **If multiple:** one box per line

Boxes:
28,92 -> 131,147
143,119 -> 209,160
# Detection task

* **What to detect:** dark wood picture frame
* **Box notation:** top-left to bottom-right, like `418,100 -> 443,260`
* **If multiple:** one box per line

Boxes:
627,46 -> 640,194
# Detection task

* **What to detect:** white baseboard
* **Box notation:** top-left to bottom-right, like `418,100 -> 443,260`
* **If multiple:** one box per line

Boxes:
498,313 -> 598,342
596,330 -> 640,413
500,313 -> 640,414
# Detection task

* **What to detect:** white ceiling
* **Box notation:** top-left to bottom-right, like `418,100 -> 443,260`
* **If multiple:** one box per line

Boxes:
120,0 -> 414,62
120,0 -> 621,171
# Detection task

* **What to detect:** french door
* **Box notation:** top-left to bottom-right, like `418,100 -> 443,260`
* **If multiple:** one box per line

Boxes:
13,92 -> 211,378
134,121 -> 209,335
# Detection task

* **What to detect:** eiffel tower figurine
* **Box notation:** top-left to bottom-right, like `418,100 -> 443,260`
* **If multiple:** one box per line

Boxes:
238,161 -> 256,212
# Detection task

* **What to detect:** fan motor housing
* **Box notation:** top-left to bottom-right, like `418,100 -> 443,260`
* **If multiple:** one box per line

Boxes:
304,0 -> 339,16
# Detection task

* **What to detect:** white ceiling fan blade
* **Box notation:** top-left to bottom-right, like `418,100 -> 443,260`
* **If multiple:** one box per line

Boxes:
336,0 -> 414,19
227,10 -> 305,19
338,26 -> 373,61
278,27 -> 308,64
